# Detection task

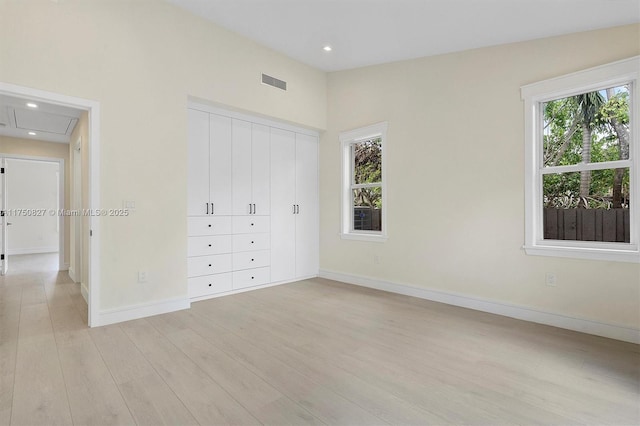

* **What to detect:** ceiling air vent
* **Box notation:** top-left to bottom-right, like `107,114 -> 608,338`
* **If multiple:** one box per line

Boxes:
262,73 -> 287,91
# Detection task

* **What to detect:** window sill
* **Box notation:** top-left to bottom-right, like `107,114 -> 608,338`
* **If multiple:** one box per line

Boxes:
341,232 -> 388,243
523,244 -> 640,263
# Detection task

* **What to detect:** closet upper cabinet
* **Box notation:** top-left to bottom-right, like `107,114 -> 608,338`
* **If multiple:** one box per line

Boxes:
232,120 -> 270,216
187,109 -> 232,216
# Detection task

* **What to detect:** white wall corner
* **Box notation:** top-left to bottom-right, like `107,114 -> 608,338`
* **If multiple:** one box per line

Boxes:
319,269 -> 640,344
96,297 -> 191,327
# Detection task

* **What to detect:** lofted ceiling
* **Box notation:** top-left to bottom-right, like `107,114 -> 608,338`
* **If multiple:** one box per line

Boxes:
168,0 -> 640,72
0,94 -> 82,144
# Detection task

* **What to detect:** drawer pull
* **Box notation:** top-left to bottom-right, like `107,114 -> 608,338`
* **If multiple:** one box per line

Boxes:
251,276 -> 254,279
251,223 -> 254,226
208,244 -> 212,247
208,264 -> 212,267
208,224 -> 212,228
251,241 -> 254,244
251,258 -> 254,261
208,283 -> 212,287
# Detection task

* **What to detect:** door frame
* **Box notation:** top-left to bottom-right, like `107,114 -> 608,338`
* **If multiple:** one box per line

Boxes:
3,155 -> 65,269
0,82 -> 101,327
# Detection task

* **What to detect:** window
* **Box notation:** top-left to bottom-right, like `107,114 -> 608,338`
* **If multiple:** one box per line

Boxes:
340,122 -> 387,241
521,56 -> 639,262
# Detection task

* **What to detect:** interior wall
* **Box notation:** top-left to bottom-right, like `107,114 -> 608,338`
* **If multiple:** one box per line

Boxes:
0,0 -> 326,312
6,159 -> 60,254
0,136 -> 70,266
322,24 -> 640,330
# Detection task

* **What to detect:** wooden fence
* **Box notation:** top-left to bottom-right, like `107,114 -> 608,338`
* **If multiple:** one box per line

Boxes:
543,208 -> 630,242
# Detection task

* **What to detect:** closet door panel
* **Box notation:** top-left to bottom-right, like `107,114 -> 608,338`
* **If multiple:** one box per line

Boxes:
232,119 -> 253,215
295,133 -> 320,277
209,114 -> 233,215
187,109 -> 210,216
269,128 -> 296,283
251,123 -> 270,215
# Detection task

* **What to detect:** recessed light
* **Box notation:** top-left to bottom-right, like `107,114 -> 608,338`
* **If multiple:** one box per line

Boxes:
28,131 -> 37,136
26,102 -> 38,108
323,45 -> 332,52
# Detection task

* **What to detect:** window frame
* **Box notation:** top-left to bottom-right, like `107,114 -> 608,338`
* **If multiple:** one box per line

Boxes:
521,56 -> 640,263
340,122 -> 388,242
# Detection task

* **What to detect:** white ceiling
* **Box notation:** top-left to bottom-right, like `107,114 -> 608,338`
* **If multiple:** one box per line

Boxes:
0,94 -> 82,144
168,0 -> 640,72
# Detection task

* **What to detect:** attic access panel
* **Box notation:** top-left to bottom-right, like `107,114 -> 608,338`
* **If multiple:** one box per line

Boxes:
13,108 -> 78,135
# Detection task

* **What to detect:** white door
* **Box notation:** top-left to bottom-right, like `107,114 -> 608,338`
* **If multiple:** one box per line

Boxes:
0,158 -> 7,276
232,119 -> 253,215
187,109 -> 210,216
209,114 -> 233,215
251,123 -> 270,215
295,134 -> 319,278
270,128 -> 296,282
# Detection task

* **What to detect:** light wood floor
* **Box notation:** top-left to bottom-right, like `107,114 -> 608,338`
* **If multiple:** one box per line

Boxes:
1,255 -> 638,425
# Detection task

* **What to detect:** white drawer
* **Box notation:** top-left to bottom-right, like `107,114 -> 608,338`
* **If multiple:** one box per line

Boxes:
233,233 -> 270,252
188,254 -> 233,277
188,273 -> 233,298
232,215 -> 270,234
188,235 -> 232,257
188,216 -> 232,236
233,250 -> 270,270
233,267 -> 270,290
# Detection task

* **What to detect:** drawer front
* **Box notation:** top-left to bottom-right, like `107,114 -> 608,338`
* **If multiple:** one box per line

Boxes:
188,235 -> 232,257
232,215 -> 270,234
188,216 -> 232,236
188,254 -> 233,277
188,273 -> 233,298
233,250 -> 270,271
233,233 -> 270,252
233,267 -> 270,290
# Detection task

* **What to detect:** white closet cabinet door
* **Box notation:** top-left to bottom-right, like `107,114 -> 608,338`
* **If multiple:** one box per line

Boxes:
295,133 -> 319,278
209,114 -> 233,215
270,128 -> 296,282
251,123 -> 270,215
187,109 -> 210,216
232,119 -> 253,215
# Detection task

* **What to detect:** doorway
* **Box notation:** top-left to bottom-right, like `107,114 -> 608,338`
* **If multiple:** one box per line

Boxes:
0,82 -> 101,326
2,157 -> 64,273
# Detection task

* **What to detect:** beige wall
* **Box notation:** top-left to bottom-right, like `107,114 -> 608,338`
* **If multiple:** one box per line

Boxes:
0,136 -> 70,265
321,24 -> 640,329
0,0 -> 327,311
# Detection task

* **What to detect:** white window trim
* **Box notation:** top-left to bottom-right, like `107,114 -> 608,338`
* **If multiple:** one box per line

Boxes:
340,122 -> 388,242
521,56 -> 640,263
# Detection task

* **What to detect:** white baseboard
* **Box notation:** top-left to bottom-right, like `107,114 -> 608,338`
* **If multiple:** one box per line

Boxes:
319,269 -> 640,344
96,297 -> 191,327
80,282 -> 88,304
69,267 -> 77,282
8,247 -> 58,255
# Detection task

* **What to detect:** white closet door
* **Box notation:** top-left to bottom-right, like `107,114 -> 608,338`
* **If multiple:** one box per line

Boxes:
269,128 -> 296,282
295,133 -> 319,278
209,114 -> 233,215
187,109 -> 210,216
232,119 -> 253,215
251,123 -> 270,215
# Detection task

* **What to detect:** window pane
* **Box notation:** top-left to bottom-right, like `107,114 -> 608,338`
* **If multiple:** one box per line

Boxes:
542,85 -> 630,168
543,168 -> 630,242
353,138 -> 382,184
353,187 -> 382,231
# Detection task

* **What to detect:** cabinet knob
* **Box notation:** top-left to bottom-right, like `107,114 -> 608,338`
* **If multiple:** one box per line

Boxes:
208,224 -> 212,228
208,264 -> 212,267
208,244 -> 212,247
251,258 -> 254,261
251,276 -> 254,279
208,283 -> 212,287
251,241 -> 254,244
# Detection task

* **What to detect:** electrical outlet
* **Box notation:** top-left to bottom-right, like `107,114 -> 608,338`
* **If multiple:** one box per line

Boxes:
374,255 -> 381,265
138,271 -> 148,283
545,273 -> 557,287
